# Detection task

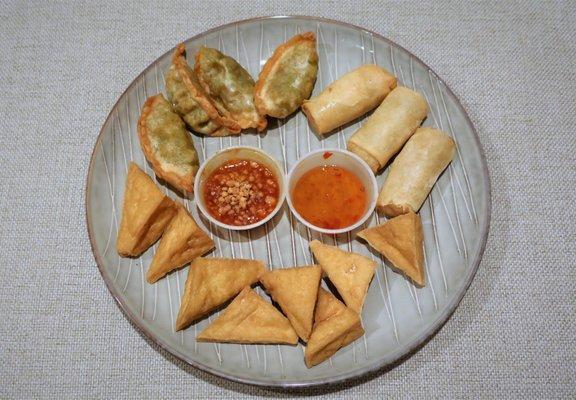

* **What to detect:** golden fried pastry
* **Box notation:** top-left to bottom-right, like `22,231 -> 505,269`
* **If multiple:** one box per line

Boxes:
259,265 -> 322,342
175,257 -> 266,331
377,127 -> 456,217
117,162 -> 176,257
309,240 -> 376,314
197,287 -> 298,345
195,47 -> 267,131
137,94 -> 200,195
146,205 -> 214,283
347,86 -> 428,173
305,288 -> 364,368
357,212 -> 425,286
302,64 -> 397,135
168,44 -> 241,135
254,32 -> 318,118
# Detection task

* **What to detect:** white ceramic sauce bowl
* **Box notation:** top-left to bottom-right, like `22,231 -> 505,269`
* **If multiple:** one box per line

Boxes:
286,148 -> 378,235
194,146 -> 286,231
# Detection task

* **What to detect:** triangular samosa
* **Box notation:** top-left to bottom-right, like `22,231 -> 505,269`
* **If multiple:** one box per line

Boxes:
305,288 -> 364,368
309,240 -> 376,314
259,265 -> 321,342
146,205 -> 214,283
117,162 -> 176,257
175,258 -> 266,331
197,287 -> 298,345
357,211 -> 424,286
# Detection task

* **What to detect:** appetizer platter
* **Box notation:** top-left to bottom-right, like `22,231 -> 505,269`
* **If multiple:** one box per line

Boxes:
86,16 -> 490,387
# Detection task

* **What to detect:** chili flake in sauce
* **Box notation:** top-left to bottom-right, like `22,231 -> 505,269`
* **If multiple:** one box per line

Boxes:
204,159 -> 279,226
292,165 -> 366,229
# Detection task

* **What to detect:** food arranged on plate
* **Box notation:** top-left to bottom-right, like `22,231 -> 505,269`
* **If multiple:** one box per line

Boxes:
203,158 -> 279,226
302,64 -> 397,135
137,94 -> 200,195
254,32 -> 318,118
114,31 -> 457,367
347,86 -> 428,173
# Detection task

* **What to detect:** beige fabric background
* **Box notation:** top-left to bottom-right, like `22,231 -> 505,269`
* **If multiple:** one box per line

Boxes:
0,0 -> 574,398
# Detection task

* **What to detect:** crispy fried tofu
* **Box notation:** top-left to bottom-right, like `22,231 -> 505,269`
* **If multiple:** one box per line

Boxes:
197,287 -> 298,345
357,211 -> 425,286
117,162 -> 176,257
175,258 -> 266,331
259,265 -> 322,342
146,205 -> 214,283
305,288 -> 364,368
309,240 -> 376,313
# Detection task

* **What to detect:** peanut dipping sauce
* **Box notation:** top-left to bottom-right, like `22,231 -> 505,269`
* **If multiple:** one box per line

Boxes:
291,165 -> 367,229
203,159 -> 279,226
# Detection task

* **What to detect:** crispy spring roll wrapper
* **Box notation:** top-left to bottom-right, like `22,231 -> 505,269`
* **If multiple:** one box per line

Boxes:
347,86 -> 428,173
377,127 -> 456,217
302,64 -> 397,135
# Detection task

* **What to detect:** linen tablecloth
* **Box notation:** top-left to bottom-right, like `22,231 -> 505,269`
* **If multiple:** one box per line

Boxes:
1,1 -> 574,398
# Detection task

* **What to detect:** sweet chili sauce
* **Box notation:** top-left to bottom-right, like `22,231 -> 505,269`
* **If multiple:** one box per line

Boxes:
291,165 -> 366,229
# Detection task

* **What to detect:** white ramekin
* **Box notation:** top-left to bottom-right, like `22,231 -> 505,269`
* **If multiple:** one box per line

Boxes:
286,148 -> 378,235
194,146 -> 286,231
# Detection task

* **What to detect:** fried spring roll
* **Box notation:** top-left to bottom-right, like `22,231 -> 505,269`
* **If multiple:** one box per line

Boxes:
302,64 -> 397,135
347,86 -> 428,173
377,127 -> 456,217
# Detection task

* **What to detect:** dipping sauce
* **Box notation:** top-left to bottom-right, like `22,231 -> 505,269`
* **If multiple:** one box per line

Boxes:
291,165 -> 366,229
203,159 -> 279,226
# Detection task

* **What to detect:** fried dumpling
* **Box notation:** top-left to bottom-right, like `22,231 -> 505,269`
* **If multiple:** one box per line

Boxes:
254,32 -> 318,118
138,94 -> 200,195
259,265 -> 322,342
305,288 -> 364,368
357,212 -> 425,286
146,205 -> 214,283
117,163 -> 177,257
195,46 -> 267,131
175,258 -> 266,331
309,240 -> 376,314
197,287 -> 298,345
167,44 -> 241,136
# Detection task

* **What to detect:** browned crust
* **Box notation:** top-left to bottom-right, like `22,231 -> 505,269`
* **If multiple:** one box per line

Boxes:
376,202 -> 413,218
195,47 -> 267,132
137,94 -> 196,195
173,44 -> 241,134
254,32 -> 316,117
347,142 -> 380,173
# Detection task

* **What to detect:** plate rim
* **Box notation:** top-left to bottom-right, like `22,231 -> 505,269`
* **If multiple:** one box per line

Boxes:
85,14 -> 491,388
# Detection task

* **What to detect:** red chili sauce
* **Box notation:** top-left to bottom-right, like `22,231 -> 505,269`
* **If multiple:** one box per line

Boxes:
291,165 -> 366,229
203,159 -> 279,226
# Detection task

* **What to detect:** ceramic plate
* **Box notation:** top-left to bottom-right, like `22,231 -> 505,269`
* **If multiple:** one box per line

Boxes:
86,16 -> 490,387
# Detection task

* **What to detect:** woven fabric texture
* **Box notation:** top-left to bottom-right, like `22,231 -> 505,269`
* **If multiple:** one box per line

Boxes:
0,1 -> 574,398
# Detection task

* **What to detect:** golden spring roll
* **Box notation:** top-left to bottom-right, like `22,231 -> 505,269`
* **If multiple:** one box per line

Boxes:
377,127 -> 456,217
302,64 -> 397,135
347,86 -> 428,173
